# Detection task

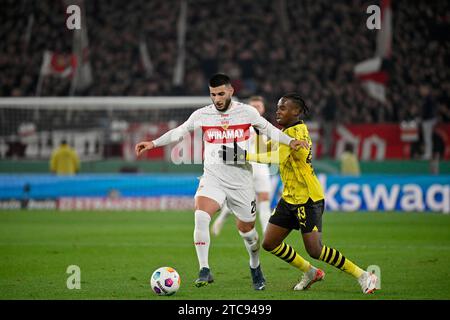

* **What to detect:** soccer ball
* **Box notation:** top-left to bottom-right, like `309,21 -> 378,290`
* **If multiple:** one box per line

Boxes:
150,267 -> 181,296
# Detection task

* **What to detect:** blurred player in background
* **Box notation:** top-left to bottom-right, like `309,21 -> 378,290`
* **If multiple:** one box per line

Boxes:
49,139 -> 80,175
419,84 -> 438,160
135,74 -> 303,290
211,95 -> 272,235
340,143 -> 361,176
220,93 -> 378,294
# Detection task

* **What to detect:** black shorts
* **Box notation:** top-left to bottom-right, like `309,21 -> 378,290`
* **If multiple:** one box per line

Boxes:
269,197 -> 325,233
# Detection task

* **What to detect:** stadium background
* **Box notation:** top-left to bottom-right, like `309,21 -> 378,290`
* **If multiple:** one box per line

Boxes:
0,0 -> 449,300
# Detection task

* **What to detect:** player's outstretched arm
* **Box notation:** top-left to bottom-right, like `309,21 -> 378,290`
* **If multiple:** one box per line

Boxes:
135,141 -> 155,157
249,107 -> 308,151
134,125 -> 188,157
247,144 -> 288,164
289,139 -> 310,150
218,143 -> 283,164
246,140 -> 309,164
135,111 -> 198,157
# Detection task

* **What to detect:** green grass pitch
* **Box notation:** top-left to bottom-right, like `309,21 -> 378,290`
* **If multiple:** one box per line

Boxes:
0,210 -> 449,300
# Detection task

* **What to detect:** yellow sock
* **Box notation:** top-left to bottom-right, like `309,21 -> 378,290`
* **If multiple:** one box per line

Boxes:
271,242 -> 311,272
319,245 -> 364,278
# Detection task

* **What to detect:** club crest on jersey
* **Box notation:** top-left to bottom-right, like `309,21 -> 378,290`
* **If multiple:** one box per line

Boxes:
202,124 -> 251,143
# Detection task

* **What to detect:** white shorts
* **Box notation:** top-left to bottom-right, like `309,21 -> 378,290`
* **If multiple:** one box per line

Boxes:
251,163 -> 272,194
195,175 -> 256,222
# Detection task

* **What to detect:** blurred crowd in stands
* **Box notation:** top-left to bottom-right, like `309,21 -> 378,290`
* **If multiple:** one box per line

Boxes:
1,0 -> 449,125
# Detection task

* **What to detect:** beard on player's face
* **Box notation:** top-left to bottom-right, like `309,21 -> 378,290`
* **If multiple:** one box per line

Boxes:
210,85 -> 233,112
214,97 -> 231,112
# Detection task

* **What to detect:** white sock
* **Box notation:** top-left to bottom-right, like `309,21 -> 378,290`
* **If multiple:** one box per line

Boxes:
258,200 -> 271,233
194,210 -> 211,269
239,228 -> 260,269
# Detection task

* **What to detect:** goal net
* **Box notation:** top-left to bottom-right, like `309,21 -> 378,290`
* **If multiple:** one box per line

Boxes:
0,97 -> 211,161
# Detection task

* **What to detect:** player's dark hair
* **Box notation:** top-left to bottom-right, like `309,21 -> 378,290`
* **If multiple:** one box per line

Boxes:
344,143 -> 354,153
209,73 -> 231,87
248,95 -> 265,105
282,92 -> 309,116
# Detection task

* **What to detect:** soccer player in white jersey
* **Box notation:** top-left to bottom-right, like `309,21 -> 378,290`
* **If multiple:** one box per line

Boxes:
211,96 -> 273,235
135,73 -> 303,290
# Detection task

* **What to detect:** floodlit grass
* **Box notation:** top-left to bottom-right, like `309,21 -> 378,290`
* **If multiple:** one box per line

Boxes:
0,210 -> 449,300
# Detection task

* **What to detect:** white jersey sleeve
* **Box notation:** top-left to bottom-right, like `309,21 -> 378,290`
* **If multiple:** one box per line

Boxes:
247,106 -> 293,146
152,109 -> 200,147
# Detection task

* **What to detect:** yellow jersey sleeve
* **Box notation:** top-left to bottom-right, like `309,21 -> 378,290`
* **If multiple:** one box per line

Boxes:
246,125 -> 308,163
247,122 -> 324,204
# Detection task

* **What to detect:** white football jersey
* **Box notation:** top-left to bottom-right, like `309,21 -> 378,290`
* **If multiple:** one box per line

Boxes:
153,101 -> 293,189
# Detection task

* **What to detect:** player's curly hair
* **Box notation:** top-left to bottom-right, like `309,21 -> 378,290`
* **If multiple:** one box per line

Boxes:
282,92 -> 310,116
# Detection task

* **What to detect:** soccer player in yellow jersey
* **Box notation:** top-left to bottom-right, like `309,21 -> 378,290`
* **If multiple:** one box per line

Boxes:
220,93 -> 377,294
50,140 -> 80,175
340,143 -> 361,176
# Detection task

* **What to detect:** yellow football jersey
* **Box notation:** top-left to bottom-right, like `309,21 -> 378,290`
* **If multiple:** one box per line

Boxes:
340,151 -> 361,176
50,144 -> 80,175
247,121 -> 324,205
